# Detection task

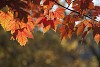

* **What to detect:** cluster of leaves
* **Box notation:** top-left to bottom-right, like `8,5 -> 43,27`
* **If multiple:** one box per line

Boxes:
0,0 -> 100,46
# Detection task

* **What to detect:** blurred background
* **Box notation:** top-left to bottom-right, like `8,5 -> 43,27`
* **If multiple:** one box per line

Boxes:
0,25 -> 100,67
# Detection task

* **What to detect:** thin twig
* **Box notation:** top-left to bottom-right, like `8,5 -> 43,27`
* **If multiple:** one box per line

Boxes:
53,0 -> 98,22
67,0 -> 74,8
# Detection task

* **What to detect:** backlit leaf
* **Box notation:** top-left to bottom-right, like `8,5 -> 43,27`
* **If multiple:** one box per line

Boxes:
16,29 -> 28,46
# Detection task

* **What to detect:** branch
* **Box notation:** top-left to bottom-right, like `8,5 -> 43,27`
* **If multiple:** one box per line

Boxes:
53,0 -> 98,22
67,0 -> 74,8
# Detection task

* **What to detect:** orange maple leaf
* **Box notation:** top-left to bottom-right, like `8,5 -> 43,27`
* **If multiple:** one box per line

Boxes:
0,11 -> 13,30
76,23 -> 85,35
15,28 -> 33,46
16,29 -> 28,46
54,7 -> 65,19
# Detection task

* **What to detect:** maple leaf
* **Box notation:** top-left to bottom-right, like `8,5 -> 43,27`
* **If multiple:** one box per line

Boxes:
14,28 -> 33,46
59,25 -> 73,40
59,25 -> 68,40
63,15 -> 78,25
53,19 -> 62,32
0,11 -> 13,30
16,29 -> 28,46
22,28 -> 33,38
83,20 -> 93,28
26,21 -> 34,31
94,34 -> 100,44
54,8 -> 65,19
43,25 -> 51,33
37,17 -> 53,32
49,12 -> 54,20
42,0 -> 55,9
37,16 -> 62,33
36,17 -> 45,24
6,20 -> 19,33
88,6 -> 100,18
6,15 -> 34,46
72,0 -> 94,15
66,0 -> 72,5
59,15 -> 78,40
42,0 -> 49,5
19,16 -> 34,31
76,22 -> 85,35
93,26 -> 100,44
38,17 -> 49,27
44,9 -> 49,15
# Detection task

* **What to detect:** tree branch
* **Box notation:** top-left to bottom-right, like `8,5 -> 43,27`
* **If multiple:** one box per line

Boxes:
53,0 -> 98,22
67,0 -> 74,8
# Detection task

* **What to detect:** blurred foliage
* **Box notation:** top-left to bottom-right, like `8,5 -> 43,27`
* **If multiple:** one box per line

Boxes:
0,26 -> 99,67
